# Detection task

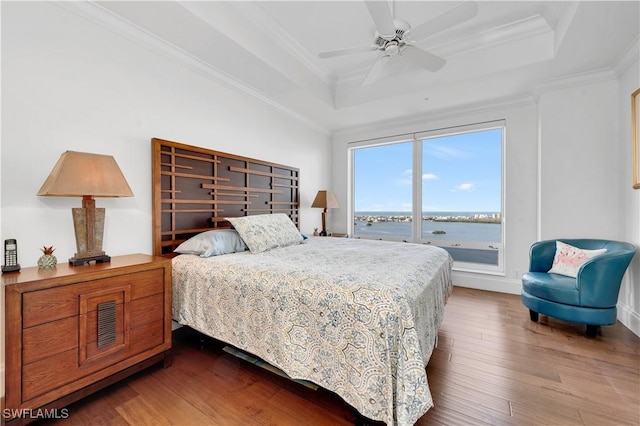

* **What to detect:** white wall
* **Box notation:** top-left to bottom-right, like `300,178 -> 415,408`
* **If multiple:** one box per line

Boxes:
538,79 -> 620,240
618,47 -> 640,335
1,1 -> 331,399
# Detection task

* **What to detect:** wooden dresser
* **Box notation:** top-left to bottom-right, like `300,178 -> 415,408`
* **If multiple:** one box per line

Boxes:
2,254 -> 172,425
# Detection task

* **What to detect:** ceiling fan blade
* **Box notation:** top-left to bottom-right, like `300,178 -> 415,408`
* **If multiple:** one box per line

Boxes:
401,45 -> 446,72
408,1 -> 478,42
319,45 -> 375,59
362,54 -> 391,86
365,1 -> 396,39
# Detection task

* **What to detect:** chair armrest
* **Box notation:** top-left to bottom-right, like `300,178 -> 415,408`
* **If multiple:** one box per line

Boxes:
577,250 -> 635,308
529,240 -> 557,272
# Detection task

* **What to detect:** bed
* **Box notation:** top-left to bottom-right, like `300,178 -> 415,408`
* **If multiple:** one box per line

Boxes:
151,138 -> 453,425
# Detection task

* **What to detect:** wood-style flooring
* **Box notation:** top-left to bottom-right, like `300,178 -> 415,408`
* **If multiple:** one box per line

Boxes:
41,287 -> 640,425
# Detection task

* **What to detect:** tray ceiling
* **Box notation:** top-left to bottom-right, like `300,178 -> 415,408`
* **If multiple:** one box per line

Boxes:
71,1 -> 639,133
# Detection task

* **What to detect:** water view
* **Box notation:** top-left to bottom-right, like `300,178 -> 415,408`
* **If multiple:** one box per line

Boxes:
354,211 -> 501,242
353,212 -> 502,265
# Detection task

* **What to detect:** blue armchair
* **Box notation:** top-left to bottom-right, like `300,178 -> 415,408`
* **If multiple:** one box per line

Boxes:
521,239 -> 635,337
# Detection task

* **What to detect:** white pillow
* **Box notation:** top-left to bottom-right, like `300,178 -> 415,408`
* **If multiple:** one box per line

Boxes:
547,241 -> 606,278
226,214 -> 303,253
174,229 -> 247,257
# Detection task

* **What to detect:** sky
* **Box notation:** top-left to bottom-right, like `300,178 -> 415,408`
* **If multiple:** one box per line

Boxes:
354,128 -> 502,213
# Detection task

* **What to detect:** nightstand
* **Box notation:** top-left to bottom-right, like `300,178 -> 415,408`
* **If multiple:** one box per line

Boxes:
3,254 -> 172,425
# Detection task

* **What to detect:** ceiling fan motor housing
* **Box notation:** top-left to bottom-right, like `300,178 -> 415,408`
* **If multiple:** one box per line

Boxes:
374,19 -> 411,48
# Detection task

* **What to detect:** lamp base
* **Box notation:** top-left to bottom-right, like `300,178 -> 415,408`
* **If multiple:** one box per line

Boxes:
69,254 -> 111,267
320,210 -> 328,237
70,196 -> 110,267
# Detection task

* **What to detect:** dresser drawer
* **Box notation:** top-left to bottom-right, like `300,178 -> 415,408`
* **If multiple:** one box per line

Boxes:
22,316 -> 78,365
22,268 -> 164,328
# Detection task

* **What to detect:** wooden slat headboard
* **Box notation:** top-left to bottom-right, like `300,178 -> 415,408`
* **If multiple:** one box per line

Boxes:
152,138 -> 300,257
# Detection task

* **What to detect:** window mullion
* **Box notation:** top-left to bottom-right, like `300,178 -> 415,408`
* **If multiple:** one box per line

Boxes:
412,137 -> 422,243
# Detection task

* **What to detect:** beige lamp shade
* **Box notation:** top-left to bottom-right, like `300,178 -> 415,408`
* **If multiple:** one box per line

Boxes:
37,151 -> 133,197
311,190 -> 339,209
311,190 -> 338,237
37,150 -> 133,266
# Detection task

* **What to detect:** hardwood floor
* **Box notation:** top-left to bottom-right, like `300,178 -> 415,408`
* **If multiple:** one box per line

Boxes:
41,287 -> 639,425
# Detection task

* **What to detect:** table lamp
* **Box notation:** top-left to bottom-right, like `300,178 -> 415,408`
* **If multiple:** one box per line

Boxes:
311,190 -> 339,236
37,151 -> 134,266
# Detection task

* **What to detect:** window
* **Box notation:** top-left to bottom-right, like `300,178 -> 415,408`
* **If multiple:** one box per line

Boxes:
351,122 -> 504,271
353,140 -> 414,239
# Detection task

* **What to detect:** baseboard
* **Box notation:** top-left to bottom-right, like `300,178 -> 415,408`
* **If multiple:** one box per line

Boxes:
452,271 -> 521,295
617,301 -> 640,337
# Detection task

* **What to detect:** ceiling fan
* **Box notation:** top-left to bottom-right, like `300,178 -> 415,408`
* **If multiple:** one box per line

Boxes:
318,1 -> 478,85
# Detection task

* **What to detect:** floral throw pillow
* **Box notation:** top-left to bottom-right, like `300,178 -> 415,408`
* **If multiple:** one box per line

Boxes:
226,213 -> 303,253
547,241 -> 606,278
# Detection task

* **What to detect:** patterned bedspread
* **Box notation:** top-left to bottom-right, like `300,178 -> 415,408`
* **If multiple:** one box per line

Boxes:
172,237 -> 453,425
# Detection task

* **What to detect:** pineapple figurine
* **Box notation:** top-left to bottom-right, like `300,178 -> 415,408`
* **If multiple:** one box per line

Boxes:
37,246 -> 57,269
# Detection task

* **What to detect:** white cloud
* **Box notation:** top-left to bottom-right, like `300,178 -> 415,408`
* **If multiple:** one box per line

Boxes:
452,183 -> 475,191
397,169 -> 413,186
399,170 -> 437,185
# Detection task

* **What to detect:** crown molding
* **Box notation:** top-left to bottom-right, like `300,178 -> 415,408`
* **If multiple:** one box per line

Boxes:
613,36 -> 640,77
334,95 -> 535,140
427,14 -> 552,59
233,2 -> 334,88
54,1 -> 331,137
532,68 -> 618,100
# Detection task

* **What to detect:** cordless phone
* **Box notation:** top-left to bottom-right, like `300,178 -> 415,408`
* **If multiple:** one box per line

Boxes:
2,239 -> 21,272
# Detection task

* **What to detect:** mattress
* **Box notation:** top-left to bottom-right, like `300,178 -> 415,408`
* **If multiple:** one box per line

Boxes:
172,236 -> 453,425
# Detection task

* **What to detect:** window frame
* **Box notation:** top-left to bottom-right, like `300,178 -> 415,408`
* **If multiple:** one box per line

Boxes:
348,120 -> 506,275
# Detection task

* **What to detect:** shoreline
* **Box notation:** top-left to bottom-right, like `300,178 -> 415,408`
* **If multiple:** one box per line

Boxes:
355,214 -> 501,225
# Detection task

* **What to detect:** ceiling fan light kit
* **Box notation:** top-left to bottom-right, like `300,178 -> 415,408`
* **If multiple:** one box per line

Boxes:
318,1 -> 479,85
